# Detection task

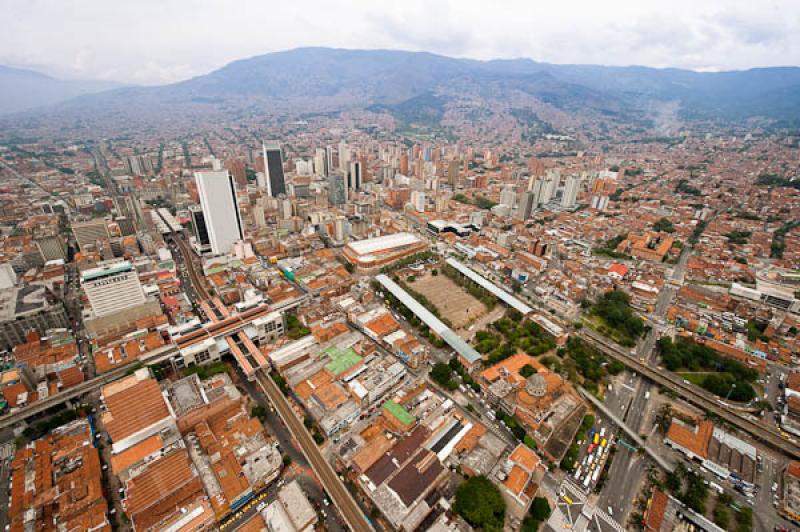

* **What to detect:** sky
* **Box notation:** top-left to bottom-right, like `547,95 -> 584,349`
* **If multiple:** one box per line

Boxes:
2,0 -> 798,85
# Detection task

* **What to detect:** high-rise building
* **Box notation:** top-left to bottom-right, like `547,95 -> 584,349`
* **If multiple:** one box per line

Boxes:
500,186 -> 517,209
338,142 -> 349,172
325,146 -> 334,177
194,170 -> 243,255
328,174 -> 347,206
399,153 -> 409,176
81,261 -> 146,318
261,142 -> 286,197
516,191 -> 536,220
348,161 -> 362,193
224,159 -> 248,188
561,176 -> 580,208
411,191 -> 426,213
447,159 -> 459,186
189,206 -> 211,252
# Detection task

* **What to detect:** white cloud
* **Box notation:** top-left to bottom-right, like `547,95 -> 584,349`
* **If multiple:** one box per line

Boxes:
1,0 -> 798,84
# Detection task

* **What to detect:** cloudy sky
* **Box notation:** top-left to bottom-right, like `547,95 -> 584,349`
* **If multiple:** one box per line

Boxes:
2,0 -> 798,85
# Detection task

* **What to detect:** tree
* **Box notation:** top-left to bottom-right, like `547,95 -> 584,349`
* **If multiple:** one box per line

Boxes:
520,364 -> 537,378
530,497 -> 551,521
430,363 -> 455,389
713,502 -> 730,529
454,476 -> 506,532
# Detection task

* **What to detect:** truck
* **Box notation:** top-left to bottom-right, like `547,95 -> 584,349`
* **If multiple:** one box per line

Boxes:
593,433 -> 600,445
574,466 -> 582,480
644,391 -> 650,400
591,468 -> 602,483
601,438 -> 607,448
600,427 -> 606,438
583,475 -> 591,488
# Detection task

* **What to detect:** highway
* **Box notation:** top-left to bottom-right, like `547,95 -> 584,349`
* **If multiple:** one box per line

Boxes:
0,344 -> 177,430
255,370 -> 374,532
579,328 -> 800,459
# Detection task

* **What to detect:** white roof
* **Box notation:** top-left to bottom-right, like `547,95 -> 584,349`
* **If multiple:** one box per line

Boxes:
346,232 -> 421,256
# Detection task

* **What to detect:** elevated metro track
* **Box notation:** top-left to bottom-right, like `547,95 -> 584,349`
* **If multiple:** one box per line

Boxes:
578,329 -> 800,459
0,344 -> 177,430
255,370 -> 374,532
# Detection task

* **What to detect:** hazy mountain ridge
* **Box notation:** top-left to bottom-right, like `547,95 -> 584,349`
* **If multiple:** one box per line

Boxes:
5,47 -> 800,126
0,65 -> 123,115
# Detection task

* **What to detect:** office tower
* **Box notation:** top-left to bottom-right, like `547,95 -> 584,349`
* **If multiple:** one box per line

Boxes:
261,142 -> 286,197
71,219 -> 110,250
338,142 -> 349,172
516,191 -> 536,221
561,176 -> 580,208
325,146 -> 334,177
500,186 -> 517,209
81,261 -> 146,318
194,170 -> 244,255
225,159 -> 248,188
399,153 -> 409,175
447,159 -> 459,186
348,161 -> 362,193
189,206 -> 211,251
411,191 -> 426,213
328,174 -> 347,206
314,149 -> 326,176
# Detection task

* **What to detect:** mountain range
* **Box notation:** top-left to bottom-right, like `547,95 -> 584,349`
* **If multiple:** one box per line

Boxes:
4,48 -> 800,128
0,65 -> 122,115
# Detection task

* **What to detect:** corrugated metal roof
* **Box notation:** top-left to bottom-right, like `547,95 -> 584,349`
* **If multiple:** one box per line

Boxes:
445,258 -> 533,315
375,274 -> 481,364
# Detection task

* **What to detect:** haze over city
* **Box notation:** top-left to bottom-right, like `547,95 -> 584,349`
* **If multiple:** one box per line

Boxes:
0,2 -> 799,532
2,0 -> 800,84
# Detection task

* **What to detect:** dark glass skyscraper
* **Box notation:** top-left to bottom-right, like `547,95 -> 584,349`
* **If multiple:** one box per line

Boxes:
261,141 -> 286,197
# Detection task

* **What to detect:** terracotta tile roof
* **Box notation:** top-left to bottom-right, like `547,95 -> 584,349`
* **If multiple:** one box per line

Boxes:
504,465 -> 528,496
481,353 -> 537,383
666,418 -> 712,459
645,489 -> 669,531
365,313 -> 400,337
352,434 -> 394,473
124,449 -> 204,531
102,377 -> 171,442
509,444 -> 540,472
111,434 -> 163,474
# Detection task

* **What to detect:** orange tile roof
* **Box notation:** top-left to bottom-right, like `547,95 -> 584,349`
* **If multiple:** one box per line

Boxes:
365,313 -> 400,337
645,489 -> 669,531
504,465 -> 528,495
481,353 -> 537,383
111,434 -> 163,474
352,433 -> 394,473
666,418 -> 712,459
125,449 -> 204,531
102,378 -> 171,442
509,444 -> 540,472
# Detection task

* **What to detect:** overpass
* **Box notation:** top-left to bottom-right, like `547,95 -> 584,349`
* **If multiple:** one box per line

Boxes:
0,344 -> 177,430
578,328 -> 800,459
578,386 -> 674,472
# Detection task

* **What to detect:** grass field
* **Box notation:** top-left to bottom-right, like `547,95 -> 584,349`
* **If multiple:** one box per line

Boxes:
408,271 -> 488,329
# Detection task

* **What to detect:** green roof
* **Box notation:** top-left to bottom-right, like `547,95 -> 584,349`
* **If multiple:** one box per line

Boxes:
322,346 -> 362,376
383,400 -> 415,426
206,266 -> 226,275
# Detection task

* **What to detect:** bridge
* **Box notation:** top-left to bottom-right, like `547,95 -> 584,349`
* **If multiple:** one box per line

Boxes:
0,344 -> 177,430
578,328 -> 800,459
